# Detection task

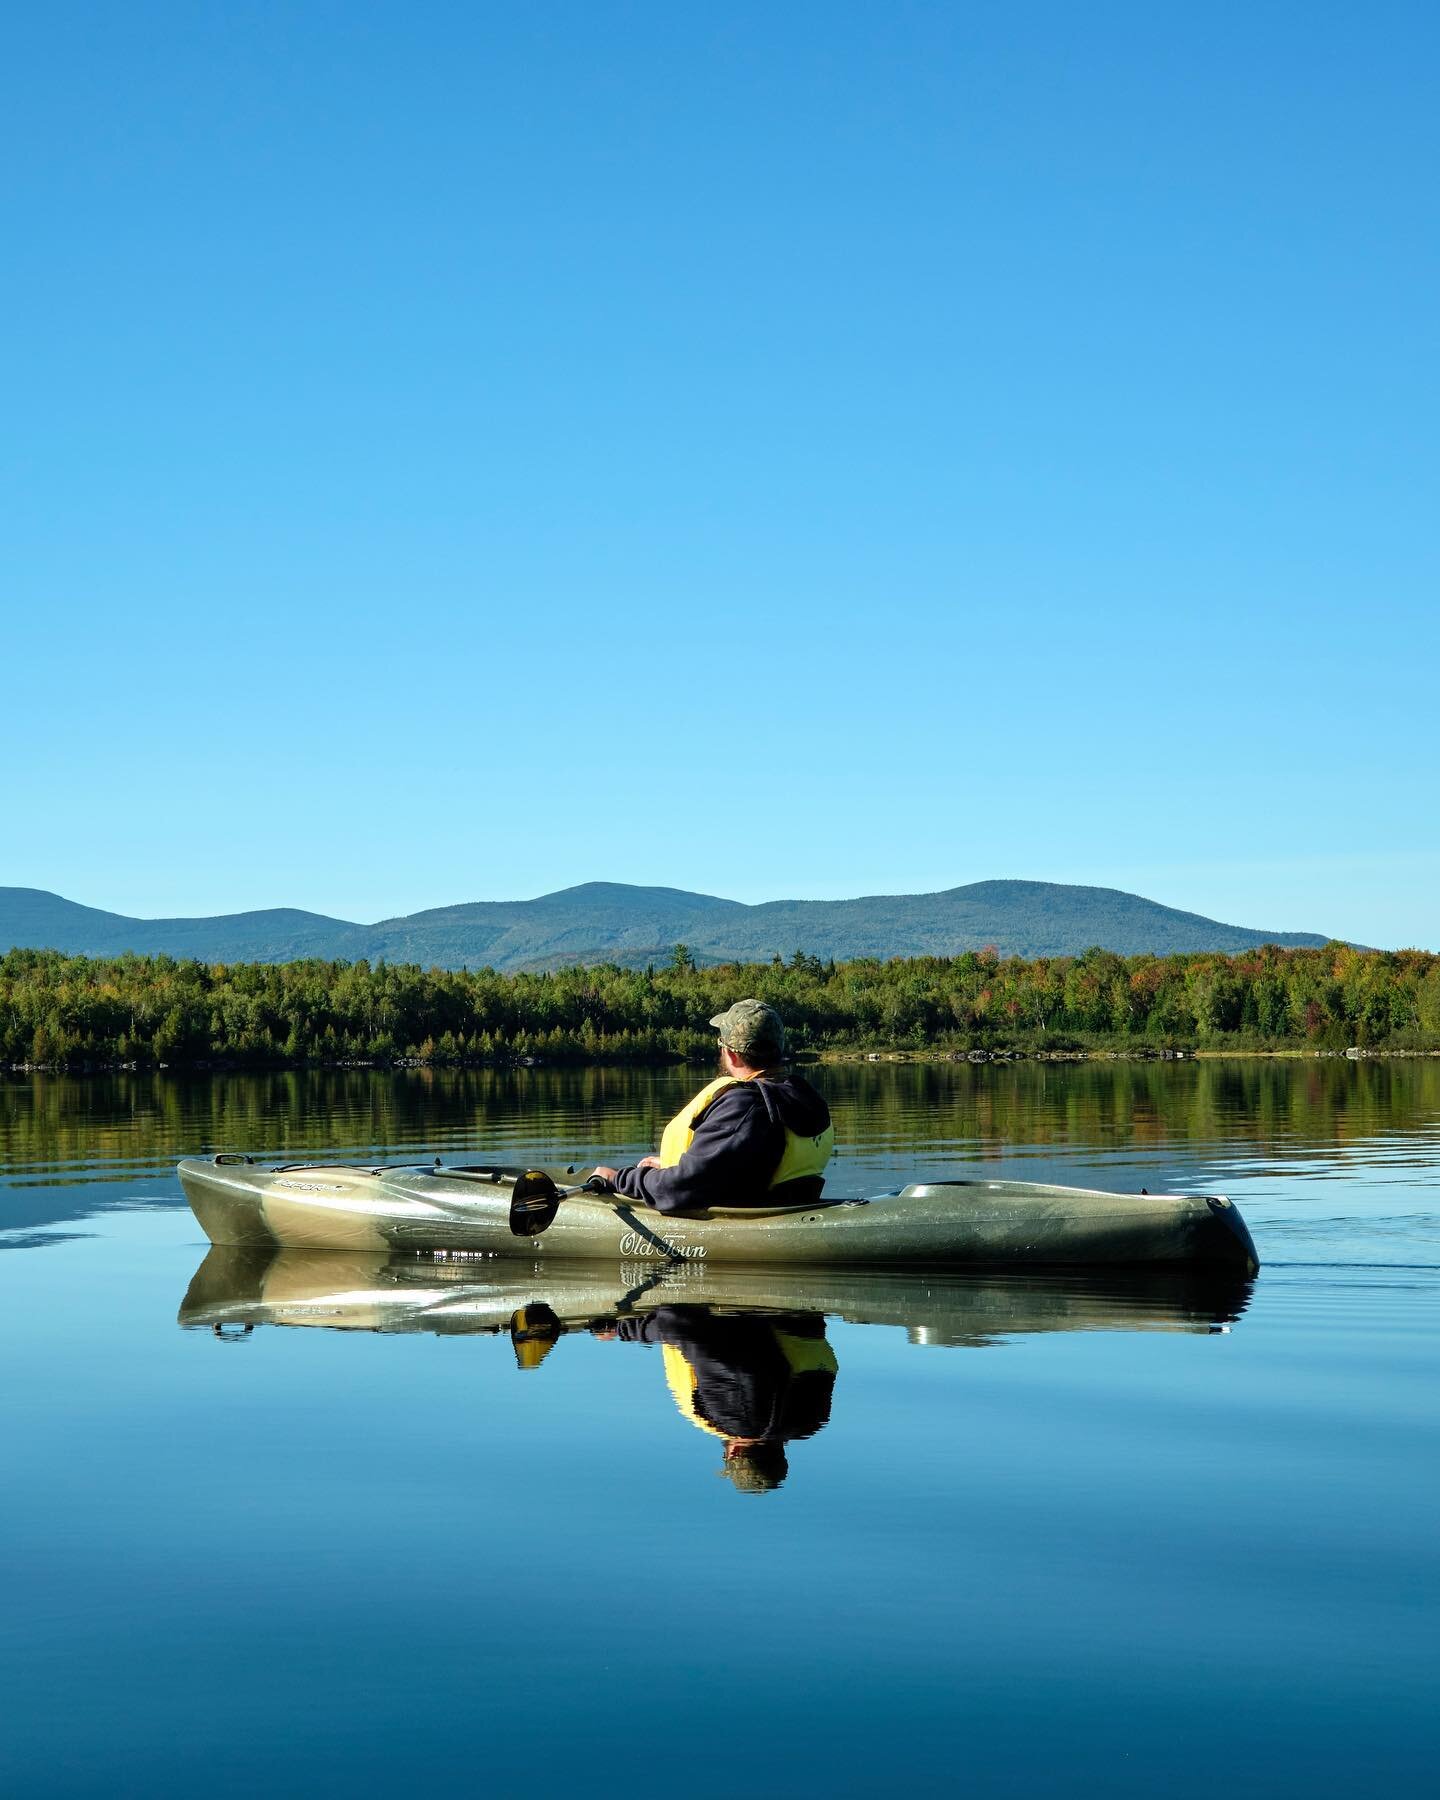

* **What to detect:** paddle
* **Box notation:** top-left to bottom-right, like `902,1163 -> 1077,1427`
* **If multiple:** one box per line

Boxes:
507,1169 -> 608,1238
510,1301 -> 565,1368
508,1263 -> 679,1367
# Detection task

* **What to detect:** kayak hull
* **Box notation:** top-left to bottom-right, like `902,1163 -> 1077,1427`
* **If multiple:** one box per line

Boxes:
177,1156 -> 1259,1271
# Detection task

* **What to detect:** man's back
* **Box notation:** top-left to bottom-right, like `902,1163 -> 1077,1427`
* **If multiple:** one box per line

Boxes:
607,1070 -> 833,1215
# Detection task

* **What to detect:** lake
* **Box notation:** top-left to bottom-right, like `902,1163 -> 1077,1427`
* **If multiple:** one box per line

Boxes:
2,1060 -> 1436,1796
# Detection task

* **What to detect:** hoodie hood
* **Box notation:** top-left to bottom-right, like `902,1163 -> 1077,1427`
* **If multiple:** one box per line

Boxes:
755,1071 -> 832,1138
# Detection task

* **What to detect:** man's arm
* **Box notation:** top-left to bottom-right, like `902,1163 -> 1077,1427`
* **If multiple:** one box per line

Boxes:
605,1306 -> 708,1345
605,1087 -> 781,1214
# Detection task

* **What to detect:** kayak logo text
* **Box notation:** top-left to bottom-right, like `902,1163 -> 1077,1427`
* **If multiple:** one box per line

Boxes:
617,1232 -> 707,1259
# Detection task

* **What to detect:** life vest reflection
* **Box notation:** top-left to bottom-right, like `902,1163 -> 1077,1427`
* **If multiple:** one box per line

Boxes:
514,1301 -> 837,1493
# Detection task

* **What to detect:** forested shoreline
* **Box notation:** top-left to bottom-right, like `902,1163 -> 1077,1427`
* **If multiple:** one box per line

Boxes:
3,941 -> 1439,1072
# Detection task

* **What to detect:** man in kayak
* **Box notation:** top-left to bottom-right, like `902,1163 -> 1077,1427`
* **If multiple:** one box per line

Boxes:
589,999 -> 834,1214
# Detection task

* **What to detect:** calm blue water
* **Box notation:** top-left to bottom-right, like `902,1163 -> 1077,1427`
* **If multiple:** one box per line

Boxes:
2,1062 -> 1437,1797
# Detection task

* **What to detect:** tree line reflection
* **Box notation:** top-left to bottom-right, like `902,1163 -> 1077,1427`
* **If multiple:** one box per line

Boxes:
4,1058 -> 1436,1179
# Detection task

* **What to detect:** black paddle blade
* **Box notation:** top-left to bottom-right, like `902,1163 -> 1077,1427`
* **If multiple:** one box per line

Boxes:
508,1170 -> 562,1237
510,1302 -> 563,1371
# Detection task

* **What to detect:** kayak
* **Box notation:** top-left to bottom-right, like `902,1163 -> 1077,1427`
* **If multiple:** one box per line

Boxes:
177,1155 -> 1259,1271
178,1244 -> 1255,1343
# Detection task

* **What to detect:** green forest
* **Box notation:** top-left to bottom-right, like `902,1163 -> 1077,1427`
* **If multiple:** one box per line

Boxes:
3,941 -> 1439,1071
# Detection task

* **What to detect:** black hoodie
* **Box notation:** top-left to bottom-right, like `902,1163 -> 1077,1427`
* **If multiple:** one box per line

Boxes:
609,1071 -> 833,1215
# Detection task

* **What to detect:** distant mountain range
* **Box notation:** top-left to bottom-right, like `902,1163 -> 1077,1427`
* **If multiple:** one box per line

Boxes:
0,881 -> 1335,971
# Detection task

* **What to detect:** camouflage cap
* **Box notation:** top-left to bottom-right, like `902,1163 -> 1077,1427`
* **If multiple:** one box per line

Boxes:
708,998 -> 786,1060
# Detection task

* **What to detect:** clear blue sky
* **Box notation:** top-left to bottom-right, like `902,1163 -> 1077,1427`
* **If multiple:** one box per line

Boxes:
6,2 -> 1437,947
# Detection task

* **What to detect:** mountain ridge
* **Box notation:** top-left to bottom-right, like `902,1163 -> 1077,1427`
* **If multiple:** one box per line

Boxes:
0,881 -> 1338,970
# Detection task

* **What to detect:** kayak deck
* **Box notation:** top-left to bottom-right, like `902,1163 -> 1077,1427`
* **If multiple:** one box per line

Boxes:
177,1155 -> 1260,1271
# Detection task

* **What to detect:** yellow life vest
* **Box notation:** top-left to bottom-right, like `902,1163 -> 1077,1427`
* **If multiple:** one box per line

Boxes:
656,1075 -> 835,1190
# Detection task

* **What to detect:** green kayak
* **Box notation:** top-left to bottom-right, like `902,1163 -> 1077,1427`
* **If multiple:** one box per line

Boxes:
177,1155 -> 1259,1271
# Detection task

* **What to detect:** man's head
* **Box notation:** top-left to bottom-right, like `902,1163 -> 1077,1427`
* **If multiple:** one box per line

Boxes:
709,998 -> 786,1072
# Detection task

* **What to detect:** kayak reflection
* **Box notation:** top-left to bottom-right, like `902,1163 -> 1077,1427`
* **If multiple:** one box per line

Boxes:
179,1245 -> 1252,1352
179,1250 -> 1251,1490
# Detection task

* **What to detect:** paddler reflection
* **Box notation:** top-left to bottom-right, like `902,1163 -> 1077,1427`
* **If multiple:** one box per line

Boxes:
592,1306 -> 837,1493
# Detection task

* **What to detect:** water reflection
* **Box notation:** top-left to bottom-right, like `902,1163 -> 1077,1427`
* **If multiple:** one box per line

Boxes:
180,1246 -> 1254,1344
599,1307 -> 837,1492
8,1058 -> 1440,1178
179,1249 -> 1251,1489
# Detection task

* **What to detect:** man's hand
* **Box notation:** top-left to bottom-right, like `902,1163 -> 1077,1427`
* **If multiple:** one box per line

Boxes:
637,1155 -> 661,1169
591,1165 -> 618,1183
